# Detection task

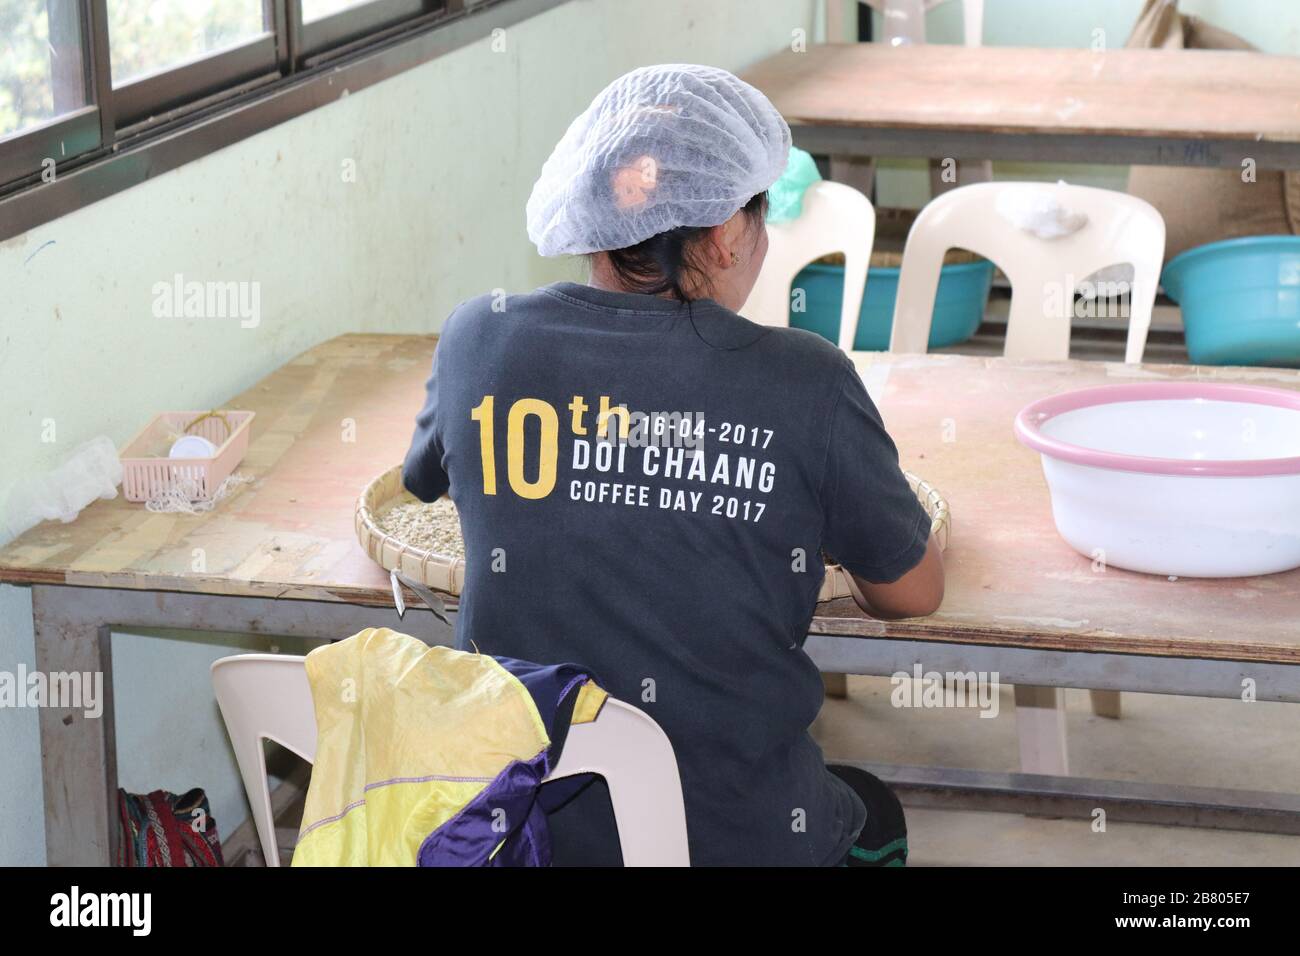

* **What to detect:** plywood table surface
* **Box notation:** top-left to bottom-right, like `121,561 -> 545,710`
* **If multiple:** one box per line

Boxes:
816,352 -> 1300,665
2,333 -> 1296,663
0,333 -> 429,607
743,44 -> 1300,168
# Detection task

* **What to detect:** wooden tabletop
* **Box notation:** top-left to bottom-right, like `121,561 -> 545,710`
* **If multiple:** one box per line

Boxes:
0,334 -> 418,607
817,351 -> 1300,665
2,333 -> 1298,664
743,44 -> 1300,167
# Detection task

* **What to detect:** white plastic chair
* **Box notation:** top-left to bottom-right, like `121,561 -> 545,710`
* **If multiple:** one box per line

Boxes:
889,182 -> 1165,773
890,181 -> 1166,363
744,179 -> 876,353
211,653 -> 690,867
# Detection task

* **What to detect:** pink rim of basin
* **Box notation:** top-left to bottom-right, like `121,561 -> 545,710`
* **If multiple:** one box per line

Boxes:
1014,382 -> 1300,478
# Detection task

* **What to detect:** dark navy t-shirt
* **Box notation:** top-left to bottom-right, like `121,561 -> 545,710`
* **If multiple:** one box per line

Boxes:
402,281 -> 930,866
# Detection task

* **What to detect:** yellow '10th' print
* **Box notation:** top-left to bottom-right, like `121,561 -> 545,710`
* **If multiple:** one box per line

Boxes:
470,395 -> 559,499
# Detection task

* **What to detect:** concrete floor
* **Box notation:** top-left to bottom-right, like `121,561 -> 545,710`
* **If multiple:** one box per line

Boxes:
812,676 -> 1300,865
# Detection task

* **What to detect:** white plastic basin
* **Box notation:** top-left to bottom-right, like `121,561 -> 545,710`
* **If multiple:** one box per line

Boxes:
1014,382 -> 1300,577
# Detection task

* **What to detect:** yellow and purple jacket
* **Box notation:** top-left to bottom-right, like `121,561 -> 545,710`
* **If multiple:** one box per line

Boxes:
292,627 -> 606,866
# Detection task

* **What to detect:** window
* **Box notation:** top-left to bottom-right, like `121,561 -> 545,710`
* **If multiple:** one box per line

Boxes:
0,0 -> 522,232
107,0 -> 269,86
0,0 -> 99,183
109,0 -> 280,126
0,0 -> 90,136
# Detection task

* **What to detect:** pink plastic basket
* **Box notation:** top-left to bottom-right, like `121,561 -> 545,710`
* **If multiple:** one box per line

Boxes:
119,410 -> 255,503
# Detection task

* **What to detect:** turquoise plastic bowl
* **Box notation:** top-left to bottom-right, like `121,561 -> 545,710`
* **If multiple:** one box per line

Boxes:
1161,236 -> 1300,368
789,259 -> 994,351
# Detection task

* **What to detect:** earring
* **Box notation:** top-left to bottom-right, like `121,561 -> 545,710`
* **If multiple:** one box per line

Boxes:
730,251 -> 743,266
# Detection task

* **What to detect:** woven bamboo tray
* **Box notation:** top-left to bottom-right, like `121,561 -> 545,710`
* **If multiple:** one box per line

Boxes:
356,465 -> 949,602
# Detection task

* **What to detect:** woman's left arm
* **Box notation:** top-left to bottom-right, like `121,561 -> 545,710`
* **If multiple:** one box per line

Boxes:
402,347 -> 451,502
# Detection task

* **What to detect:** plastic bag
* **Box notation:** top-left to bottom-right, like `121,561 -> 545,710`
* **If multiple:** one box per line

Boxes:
1,436 -> 122,546
766,146 -> 822,224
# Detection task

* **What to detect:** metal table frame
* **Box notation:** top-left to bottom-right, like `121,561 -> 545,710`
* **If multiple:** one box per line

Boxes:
790,124 -> 1300,172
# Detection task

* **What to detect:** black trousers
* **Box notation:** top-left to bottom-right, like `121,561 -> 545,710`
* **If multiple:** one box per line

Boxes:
547,765 -> 908,866
827,764 -> 909,867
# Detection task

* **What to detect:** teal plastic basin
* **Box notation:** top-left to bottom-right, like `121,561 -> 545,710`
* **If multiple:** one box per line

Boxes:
1161,236 -> 1300,368
789,258 -> 994,351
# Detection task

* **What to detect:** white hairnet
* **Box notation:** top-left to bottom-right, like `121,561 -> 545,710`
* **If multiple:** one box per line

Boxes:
526,64 -> 791,257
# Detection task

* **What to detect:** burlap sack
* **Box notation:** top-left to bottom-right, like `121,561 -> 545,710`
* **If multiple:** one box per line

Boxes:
1125,0 -> 1300,262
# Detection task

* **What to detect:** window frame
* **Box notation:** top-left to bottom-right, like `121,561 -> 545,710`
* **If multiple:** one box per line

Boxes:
0,0 -> 547,240
113,34 -> 283,129
0,107 -> 102,187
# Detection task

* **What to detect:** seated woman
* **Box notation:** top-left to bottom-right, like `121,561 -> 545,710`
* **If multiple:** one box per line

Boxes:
403,64 -> 944,867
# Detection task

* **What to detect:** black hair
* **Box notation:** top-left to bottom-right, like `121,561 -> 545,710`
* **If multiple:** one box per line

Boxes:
598,191 -> 769,302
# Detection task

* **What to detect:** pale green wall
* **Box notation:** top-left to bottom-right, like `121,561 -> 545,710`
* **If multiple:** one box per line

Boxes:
0,0 -> 819,865
874,0 -> 1300,208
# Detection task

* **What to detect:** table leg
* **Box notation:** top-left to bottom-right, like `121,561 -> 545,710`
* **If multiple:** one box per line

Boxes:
1090,689 -> 1123,719
828,156 -> 876,200
822,672 -> 849,698
1014,684 -> 1070,776
32,589 -> 117,867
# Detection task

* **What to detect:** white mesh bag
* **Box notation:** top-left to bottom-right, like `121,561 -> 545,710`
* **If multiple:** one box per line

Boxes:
526,64 -> 791,257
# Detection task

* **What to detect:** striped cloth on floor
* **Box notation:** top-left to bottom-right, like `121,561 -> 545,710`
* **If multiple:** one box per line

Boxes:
116,788 -> 224,867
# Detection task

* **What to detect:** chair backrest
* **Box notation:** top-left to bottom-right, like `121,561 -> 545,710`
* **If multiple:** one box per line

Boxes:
211,653 -> 690,867
959,0 -> 984,48
743,179 -> 876,354
889,181 -> 1166,362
